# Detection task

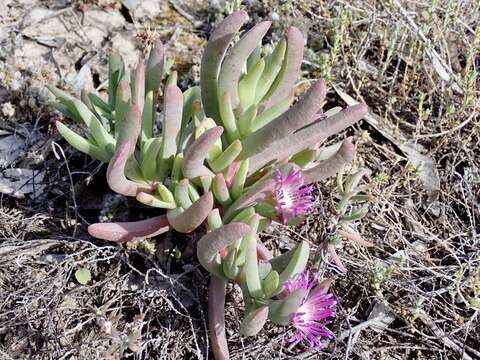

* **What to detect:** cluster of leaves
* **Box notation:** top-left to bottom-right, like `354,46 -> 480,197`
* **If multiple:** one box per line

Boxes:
48,11 -> 369,359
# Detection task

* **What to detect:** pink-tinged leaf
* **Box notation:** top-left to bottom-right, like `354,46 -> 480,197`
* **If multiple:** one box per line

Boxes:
217,21 -> 271,109
167,192 -> 214,233
108,104 -> 151,196
256,240 -> 273,261
88,215 -> 169,243
197,223 -> 251,277
145,38 -> 164,95
248,103 -> 368,174
212,173 -> 232,207
132,59 -> 145,112
208,276 -> 230,360
158,84 -> 183,178
183,126 -> 223,178
242,80 -> 326,159
225,161 -> 240,188
240,306 -> 269,336
107,142 -> 152,196
117,103 -> 141,152
303,137 -> 355,184
223,179 -> 276,222
260,27 -> 304,110
200,11 -> 248,120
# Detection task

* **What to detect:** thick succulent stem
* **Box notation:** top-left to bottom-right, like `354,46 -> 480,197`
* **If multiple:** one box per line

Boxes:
208,276 -> 230,360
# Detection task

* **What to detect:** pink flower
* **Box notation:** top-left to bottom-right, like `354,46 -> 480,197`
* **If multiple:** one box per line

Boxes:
284,271 -> 336,349
273,168 -> 314,224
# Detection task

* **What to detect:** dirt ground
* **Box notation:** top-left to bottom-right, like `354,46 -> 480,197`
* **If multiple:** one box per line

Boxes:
0,0 -> 479,359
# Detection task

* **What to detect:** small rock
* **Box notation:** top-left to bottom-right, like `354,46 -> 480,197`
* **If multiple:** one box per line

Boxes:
1,102 -> 15,118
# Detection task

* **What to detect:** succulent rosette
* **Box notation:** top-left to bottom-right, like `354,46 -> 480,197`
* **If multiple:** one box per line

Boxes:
48,11 -> 369,359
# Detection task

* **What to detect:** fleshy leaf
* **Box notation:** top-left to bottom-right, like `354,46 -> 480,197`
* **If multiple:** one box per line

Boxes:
269,288 -> 306,325
262,270 -> 279,298
140,137 -> 162,181
250,95 -> 293,133
67,98 -> 115,155
246,45 -> 262,72
247,103 -> 368,174
231,159 -> 249,200
171,153 -> 183,184
174,179 -> 192,209
244,215 -> 264,298
107,141 -> 152,196
212,173 -> 232,208
256,239 -> 273,261
107,104 -> 152,196
141,91 -> 154,147
167,192 -> 214,233
145,38 -> 164,95
181,86 -> 201,134
158,84 -> 183,180
88,215 -> 169,243
200,10 -> 248,120
238,58 -> 265,109
303,137 -> 355,184
108,52 -> 125,108
136,192 -> 177,209
260,27 -> 304,110
255,39 -> 287,103
157,183 -> 175,203
195,117 -> 222,161
208,208 -> 223,230
290,148 -> 319,168
131,60 -> 146,112
183,126 -> 223,178
230,206 -> 255,224
55,121 -> 110,162
209,139 -> 242,173
217,21 -> 271,109
115,80 -> 131,138
218,91 -> 240,142
237,105 -> 257,137
166,70 -> 177,87
242,80 -> 326,159
197,222 -> 251,277
240,306 -> 269,336
222,248 -> 239,280
200,175 -> 213,193
277,241 -> 310,288
224,178 -> 275,222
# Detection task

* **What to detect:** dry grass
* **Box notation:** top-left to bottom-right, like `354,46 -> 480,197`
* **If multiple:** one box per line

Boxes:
0,0 -> 479,359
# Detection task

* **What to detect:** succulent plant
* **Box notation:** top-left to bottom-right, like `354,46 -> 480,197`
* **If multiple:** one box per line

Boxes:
48,10 -> 370,359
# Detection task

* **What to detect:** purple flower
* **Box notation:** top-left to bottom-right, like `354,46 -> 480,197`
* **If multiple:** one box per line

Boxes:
273,168 -> 314,224
284,271 -> 336,349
